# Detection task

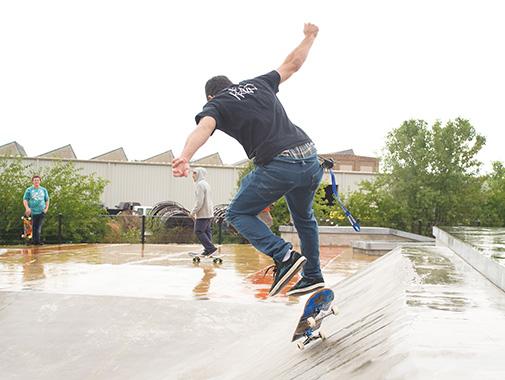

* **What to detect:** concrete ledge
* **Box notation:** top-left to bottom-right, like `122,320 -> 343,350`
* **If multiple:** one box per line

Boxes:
351,240 -> 434,255
433,226 -> 505,292
280,225 -> 434,248
352,240 -> 435,256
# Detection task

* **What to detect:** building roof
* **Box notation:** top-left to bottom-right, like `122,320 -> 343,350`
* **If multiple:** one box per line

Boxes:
143,150 -> 174,164
191,152 -> 223,165
0,141 -> 27,157
319,151 -> 378,162
91,148 -> 128,161
232,158 -> 250,167
37,144 -> 77,159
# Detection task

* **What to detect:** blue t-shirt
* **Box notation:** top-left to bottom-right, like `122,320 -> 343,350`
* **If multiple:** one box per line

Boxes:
23,186 -> 49,215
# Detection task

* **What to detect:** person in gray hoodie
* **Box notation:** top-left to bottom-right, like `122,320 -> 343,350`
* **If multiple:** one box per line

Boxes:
190,167 -> 217,256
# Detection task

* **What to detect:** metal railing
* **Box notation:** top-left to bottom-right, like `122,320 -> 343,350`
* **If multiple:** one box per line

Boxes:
0,212 -> 246,245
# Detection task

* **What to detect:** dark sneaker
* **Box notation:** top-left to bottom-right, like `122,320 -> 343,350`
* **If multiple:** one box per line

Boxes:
268,251 -> 307,297
286,276 -> 325,296
202,247 -> 217,257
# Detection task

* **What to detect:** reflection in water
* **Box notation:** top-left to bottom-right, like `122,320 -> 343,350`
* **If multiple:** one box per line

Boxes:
22,247 -> 46,283
404,247 -> 468,312
403,247 -> 461,285
244,245 -> 376,301
0,243 -> 381,304
193,266 -> 216,300
445,227 -> 505,266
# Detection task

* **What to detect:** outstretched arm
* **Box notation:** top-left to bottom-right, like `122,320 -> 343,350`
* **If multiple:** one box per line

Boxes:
277,23 -> 319,83
23,199 -> 31,216
172,116 -> 216,177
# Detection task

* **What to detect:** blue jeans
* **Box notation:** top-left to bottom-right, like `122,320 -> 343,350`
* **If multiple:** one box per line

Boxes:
32,212 -> 45,244
194,218 -> 216,253
226,154 -> 323,278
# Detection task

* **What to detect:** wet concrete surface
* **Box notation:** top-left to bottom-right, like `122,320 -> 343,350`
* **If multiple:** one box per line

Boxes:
1,242 -> 505,379
444,227 -> 505,265
0,244 -> 373,303
221,245 -> 505,380
0,243 -> 373,380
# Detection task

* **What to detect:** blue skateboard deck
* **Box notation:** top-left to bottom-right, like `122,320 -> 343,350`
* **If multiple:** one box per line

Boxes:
292,288 -> 336,345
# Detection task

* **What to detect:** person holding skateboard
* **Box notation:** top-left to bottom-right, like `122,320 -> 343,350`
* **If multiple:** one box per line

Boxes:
190,167 -> 217,256
23,175 -> 49,245
173,23 -> 324,296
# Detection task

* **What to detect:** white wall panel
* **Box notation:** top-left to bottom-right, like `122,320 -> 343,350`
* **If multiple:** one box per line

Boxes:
8,158 -> 376,209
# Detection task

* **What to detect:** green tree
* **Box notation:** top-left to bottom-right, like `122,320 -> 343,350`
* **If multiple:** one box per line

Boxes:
39,162 -> 109,243
313,183 -> 335,226
0,159 -> 108,243
348,118 -> 486,235
347,177 -> 410,230
481,161 -> 505,226
0,159 -> 31,242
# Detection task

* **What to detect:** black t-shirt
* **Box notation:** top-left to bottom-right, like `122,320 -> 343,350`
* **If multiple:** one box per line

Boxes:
195,71 -> 312,165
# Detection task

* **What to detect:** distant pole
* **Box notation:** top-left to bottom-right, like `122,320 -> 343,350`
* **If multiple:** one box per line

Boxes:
58,213 -> 63,244
141,215 -> 146,244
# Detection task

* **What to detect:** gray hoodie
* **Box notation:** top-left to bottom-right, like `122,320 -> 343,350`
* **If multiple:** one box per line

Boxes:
191,167 -> 214,219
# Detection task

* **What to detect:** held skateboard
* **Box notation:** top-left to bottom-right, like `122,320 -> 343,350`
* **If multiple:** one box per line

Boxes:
292,288 -> 338,350
188,251 -> 223,264
21,215 -> 33,240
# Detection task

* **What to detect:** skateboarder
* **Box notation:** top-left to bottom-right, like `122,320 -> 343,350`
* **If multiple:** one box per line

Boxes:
190,167 -> 217,256
23,175 -> 49,245
173,23 -> 324,296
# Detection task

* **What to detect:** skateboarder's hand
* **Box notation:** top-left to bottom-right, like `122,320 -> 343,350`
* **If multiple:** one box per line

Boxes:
25,209 -> 31,216
304,23 -> 319,38
172,157 -> 190,177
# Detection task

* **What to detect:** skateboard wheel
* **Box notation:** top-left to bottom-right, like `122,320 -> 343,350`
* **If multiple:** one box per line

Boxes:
213,258 -> 223,264
318,331 -> 326,340
307,317 -> 316,328
21,234 -> 25,238
193,257 -> 200,263
297,342 -> 305,350
331,305 -> 339,315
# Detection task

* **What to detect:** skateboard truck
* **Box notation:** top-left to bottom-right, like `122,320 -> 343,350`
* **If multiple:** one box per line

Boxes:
189,251 -> 223,265
292,288 -> 338,350
192,255 -> 223,265
297,305 -> 339,350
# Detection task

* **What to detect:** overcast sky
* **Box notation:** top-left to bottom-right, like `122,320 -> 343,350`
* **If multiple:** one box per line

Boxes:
1,0 -> 504,171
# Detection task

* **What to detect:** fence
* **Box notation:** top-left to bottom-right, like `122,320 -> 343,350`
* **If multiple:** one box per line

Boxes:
0,212 -> 245,245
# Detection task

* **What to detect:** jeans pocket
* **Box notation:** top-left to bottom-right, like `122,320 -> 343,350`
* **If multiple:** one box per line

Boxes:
310,165 -> 324,191
256,168 -> 294,201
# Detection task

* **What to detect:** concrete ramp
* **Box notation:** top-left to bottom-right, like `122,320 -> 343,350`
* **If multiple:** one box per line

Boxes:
2,243 -> 505,379
214,246 -> 505,379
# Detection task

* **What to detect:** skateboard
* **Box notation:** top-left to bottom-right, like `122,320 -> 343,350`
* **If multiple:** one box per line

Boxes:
188,251 -> 223,264
292,288 -> 338,350
21,215 -> 33,240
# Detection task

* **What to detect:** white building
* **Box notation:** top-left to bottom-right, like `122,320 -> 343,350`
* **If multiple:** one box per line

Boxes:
0,141 -> 378,209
